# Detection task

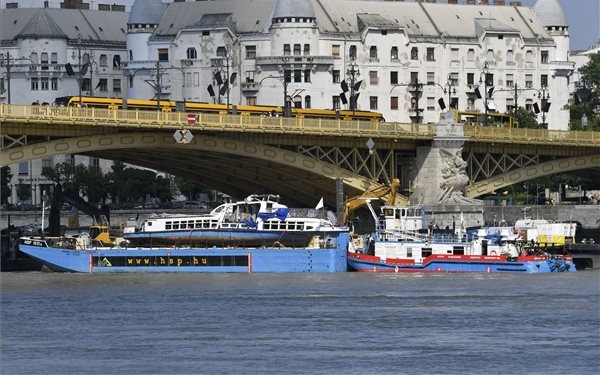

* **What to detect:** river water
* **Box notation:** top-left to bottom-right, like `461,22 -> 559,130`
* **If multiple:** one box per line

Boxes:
1,270 -> 599,375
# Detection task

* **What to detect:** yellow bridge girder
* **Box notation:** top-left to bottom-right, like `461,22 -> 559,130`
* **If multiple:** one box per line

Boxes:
466,154 -> 600,197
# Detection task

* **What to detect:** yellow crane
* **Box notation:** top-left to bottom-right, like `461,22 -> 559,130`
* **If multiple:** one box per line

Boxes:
343,178 -> 402,224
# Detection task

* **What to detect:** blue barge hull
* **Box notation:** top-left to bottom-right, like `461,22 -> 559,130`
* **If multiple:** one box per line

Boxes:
19,233 -> 349,273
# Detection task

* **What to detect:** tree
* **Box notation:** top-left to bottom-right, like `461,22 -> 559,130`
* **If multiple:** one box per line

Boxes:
568,51 -> 600,130
513,107 -> 541,129
0,166 -> 13,205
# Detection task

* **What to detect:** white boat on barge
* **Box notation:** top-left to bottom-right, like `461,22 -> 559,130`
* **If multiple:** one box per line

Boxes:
122,194 -> 337,248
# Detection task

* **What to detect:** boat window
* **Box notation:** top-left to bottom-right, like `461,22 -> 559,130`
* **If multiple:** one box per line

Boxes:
453,246 -> 464,255
166,221 -> 172,230
422,248 -> 432,258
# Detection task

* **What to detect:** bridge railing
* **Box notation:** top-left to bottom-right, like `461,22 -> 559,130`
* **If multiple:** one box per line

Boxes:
1,103 -> 437,138
1,104 -> 599,146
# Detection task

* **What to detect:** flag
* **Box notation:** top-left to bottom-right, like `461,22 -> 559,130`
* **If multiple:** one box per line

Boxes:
315,197 -> 324,210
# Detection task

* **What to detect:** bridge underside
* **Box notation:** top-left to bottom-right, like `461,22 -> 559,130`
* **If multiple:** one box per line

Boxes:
2,132 -> 401,207
2,129 -> 599,206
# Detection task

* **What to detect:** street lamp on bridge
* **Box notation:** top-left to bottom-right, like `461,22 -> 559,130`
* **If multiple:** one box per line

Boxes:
1,53 -> 35,104
390,80 -> 424,123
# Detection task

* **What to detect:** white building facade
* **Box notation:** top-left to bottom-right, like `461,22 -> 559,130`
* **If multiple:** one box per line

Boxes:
1,0 -> 577,206
126,0 -> 573,129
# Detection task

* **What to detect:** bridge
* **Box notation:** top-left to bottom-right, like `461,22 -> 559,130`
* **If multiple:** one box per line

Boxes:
1,104 -> 599,207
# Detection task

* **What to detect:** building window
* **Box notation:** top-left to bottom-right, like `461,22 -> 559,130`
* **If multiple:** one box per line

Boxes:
467,73 -> 474,85
332,70 -> 340,84
304,69 -> 311,83
30,52 -> 38,64
506,50 -> 514,64
541,50 -> 549,63
541,74 -> 548,87
294,69 -> 302,83
99,54 -> 108,67
158,48 -> 169,61
332,96 -> 340,110
41,157 -> 54,176
467,98 -> 475,110
245,71 -> 255,83
113,78 -> 121,93
349,45 -> 356,59
41,52 -> 49,70
82,78 -> 91,91
245,45 -> 256,59
525,74 -> 533,88
487,49 -> 494,62
293,44 -> 301,56
284,69 -> 291,83
305,95 -> 311,109
41,77 -> 49,90
391,96 -> 398,110
187,48 -> 197,59
506,74 -> 514,87
390,46 -> 398,60
370,96 -> 378,110
506,98 -> 515,112
369,46 -> 378,59
293,97 -> 302,108
390,71 -> 398,85
451,48 -> 459,61
526,50 -> 533,63
426,48 -> 435,61
525,99 -> 533,111
98,78 -> 108,92
410,72 -> 419,84
304,44 -> 310,55
51,77 -> 58,90
332,44 -> 340,57
31,78 -> 39,90
427,97 -> 435,111
113,55 -> 121,68
216,46 -> 227,57
18,161 -> 29,175
427,72 -> 435,85
51,52 -> 58,65
467,49 -> 474,61
369,71 -> 378,85
449,72 -> 459,86
411,47 -> 418,60
246,96 -> 257,106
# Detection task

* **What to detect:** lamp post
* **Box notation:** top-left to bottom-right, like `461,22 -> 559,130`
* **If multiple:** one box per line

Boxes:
1,52 -> 35,104
390,80 -> 423,123
538,86 -> 550,127
259,70 -> 291,117
346,58 -> 360,120
479,62 -> 490,126
71,36 -> 95,107
444,74 -> 456,110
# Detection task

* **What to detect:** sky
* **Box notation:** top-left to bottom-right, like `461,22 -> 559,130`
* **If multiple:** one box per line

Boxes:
5,0 -> 600,51
521,0 -> 600,51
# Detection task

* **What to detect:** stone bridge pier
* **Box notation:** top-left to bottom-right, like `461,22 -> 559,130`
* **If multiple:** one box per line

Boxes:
410,114 -> 485,230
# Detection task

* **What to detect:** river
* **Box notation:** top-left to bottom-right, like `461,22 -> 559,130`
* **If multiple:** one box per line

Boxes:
1,270 -> 599,374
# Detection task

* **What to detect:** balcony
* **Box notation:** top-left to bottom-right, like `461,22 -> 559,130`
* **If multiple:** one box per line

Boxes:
241,81 -> 259,92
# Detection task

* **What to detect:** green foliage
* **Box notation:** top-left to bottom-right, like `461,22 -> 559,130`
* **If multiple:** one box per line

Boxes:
513,107 -> 541,129
1,166 -> 13,204
567,51 -> 600,130
173,176 -> 204,201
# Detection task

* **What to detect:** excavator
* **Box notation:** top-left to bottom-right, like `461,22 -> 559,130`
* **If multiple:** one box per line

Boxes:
47,185 -> 112,246
343,178 -> 404,225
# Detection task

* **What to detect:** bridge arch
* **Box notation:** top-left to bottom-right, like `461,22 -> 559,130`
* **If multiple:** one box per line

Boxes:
1,132 -> 408,206
466,154 -> 600,198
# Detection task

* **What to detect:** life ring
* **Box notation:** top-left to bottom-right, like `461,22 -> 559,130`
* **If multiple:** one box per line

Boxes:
490,250 -> 498,256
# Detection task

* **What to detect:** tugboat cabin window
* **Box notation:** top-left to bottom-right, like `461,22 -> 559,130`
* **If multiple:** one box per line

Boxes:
453,246 -> 464,255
